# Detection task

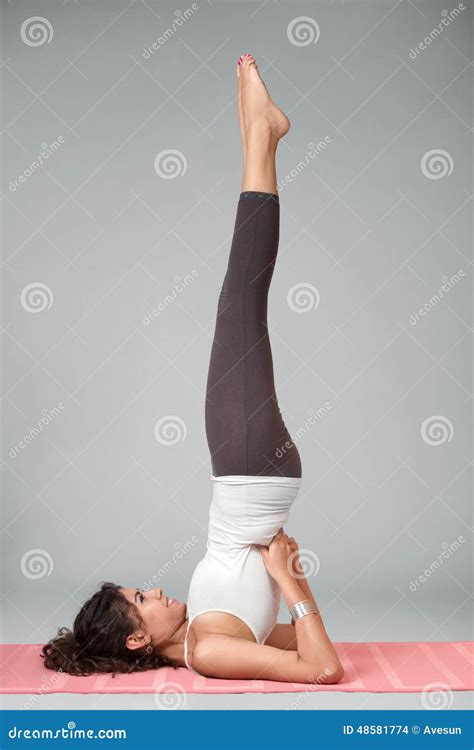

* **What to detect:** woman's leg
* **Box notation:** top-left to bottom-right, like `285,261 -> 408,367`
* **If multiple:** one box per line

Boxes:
205,55 -> 301,478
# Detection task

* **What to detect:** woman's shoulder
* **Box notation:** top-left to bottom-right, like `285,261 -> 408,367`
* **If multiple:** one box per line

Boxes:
184,618 -> 221,675
185,613 -> 256,675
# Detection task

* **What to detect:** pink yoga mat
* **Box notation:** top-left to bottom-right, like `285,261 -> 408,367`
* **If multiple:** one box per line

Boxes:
1,642 -> 472,695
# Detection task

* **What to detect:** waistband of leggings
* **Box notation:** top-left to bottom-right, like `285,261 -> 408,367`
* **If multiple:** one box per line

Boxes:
211,474 -> 301,486
239,191 -> 279,204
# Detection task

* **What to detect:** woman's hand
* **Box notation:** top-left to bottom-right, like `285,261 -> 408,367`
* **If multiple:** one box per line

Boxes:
256,528 -> 295,582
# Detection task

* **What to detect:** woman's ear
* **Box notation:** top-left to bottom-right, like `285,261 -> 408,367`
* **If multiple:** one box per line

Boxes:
125,630 -> 149,652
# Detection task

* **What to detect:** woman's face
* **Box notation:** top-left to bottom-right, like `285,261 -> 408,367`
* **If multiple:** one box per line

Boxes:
121,587 -> 187,648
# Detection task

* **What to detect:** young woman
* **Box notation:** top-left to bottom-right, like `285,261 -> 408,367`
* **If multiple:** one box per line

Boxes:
43,55 -> 344,685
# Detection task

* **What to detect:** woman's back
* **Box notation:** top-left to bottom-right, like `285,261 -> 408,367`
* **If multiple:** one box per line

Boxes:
185,475 -> 301,649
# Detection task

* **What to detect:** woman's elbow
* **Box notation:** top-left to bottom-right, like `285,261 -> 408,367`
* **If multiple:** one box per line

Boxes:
300,658 -> 344,685
323,661 -> 344,684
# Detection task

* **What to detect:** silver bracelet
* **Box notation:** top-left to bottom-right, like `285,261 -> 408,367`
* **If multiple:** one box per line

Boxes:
289,599 -> 317,620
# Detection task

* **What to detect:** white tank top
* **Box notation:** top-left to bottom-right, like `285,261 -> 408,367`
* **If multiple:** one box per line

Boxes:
184,474 -> 301,673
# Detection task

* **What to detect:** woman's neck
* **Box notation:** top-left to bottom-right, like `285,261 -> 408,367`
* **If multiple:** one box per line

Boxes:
156,617 -> 188,666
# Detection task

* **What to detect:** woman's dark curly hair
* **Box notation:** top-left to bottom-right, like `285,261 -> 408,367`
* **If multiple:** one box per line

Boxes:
42,582 -> 179,676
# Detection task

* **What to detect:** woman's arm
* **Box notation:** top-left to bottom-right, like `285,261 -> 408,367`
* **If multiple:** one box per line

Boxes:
261,530 -> 341,676
285,534 -> 318,625
191,631 -> 342,684
264,563 -> 328,651
264,624 -> 297,650
257,534 -> 320,649
276,567 -> 341,673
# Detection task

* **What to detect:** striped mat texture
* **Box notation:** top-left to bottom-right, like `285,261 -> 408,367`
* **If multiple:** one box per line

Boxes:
1,642 -> 472,694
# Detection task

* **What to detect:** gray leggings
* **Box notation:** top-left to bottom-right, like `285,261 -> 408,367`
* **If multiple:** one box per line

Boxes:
205,191 -> 302,478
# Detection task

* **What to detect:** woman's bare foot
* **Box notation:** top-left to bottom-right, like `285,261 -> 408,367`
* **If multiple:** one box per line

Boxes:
237,54 -> 290,144
236,58 -> 246,154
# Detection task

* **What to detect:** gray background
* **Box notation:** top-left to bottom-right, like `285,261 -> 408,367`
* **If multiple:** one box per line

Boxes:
1,0 -> 472,710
